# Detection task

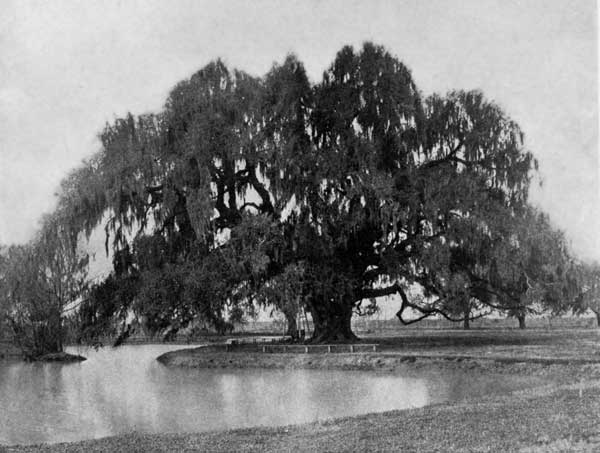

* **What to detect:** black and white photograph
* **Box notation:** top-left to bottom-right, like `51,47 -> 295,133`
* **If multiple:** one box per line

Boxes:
0,1 -> 598,451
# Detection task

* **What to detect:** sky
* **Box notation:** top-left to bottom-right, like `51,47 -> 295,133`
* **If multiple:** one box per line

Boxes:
1,0 -> 598,266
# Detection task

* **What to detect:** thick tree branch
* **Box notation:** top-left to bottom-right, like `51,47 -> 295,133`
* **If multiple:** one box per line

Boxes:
358,283 -> 402,300
395,286 -> 490,325
421,139 -> 465,170
240,202 -> 261,212
247,164 -> 275,217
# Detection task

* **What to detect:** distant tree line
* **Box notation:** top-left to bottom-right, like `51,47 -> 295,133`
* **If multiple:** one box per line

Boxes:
1,43 -> 598,356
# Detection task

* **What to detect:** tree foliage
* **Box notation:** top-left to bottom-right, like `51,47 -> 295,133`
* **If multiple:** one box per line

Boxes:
0,213 -> 88,357
46,42 -> 580,343
570,262 -> 600,327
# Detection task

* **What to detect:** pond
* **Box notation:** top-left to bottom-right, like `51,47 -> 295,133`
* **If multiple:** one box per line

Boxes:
0,344 -> 530,446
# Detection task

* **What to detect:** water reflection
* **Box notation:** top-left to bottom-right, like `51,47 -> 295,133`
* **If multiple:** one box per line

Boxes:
0,345 -> 517,446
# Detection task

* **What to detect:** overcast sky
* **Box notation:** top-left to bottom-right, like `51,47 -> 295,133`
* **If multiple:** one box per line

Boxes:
1,0 -> 598,264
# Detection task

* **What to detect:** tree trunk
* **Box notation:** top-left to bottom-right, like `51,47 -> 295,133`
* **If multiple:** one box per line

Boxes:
39,310 -> 63,356
463,316 -> 470,330
54,313 -> 63,352
463,303 -> 470,330
463,307 -> 471,330
113,323 -> 132,347
284,312 -> 298,340
517,314 -> 526,329
308,298 -> 358,343
594,310 -> 600,328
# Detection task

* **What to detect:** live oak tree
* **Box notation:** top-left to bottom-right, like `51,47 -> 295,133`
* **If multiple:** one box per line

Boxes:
54,43 -> 556,343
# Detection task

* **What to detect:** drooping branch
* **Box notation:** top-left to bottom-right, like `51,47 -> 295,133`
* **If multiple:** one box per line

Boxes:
395,286 -> 491,325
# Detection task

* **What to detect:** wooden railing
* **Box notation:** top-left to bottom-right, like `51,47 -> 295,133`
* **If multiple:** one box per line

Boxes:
233,343 -> 379,353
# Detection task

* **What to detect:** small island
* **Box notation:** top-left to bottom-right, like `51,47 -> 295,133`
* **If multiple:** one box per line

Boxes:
35,352 -> 87,363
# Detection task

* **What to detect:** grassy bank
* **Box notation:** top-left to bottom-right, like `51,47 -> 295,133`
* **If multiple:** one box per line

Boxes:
6,328 -> 600,452
157,327 -> 600,369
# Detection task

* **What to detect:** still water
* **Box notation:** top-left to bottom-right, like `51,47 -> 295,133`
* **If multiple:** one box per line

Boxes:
0,344 -> 524,446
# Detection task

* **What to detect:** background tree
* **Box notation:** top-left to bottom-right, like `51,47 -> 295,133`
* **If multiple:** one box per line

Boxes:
572,262 -> 600,327
489,208 -> 578,329
0,213 -> 88,357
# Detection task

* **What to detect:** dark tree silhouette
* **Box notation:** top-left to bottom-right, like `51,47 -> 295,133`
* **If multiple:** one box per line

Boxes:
50,43 -> 569,343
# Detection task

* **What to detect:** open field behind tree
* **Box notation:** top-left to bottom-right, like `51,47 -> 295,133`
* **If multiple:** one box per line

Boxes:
251,314 -> 599,336
88,314 -> 598,347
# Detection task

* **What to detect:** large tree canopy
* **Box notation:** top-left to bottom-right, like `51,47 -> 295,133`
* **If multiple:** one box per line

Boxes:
50,42 -> 571,343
